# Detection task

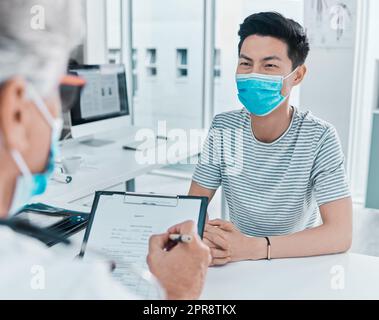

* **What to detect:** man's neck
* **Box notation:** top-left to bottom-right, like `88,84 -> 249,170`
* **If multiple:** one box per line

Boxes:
250,103 -> 294,143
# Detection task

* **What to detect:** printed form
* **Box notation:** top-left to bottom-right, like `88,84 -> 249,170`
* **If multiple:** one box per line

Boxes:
82,194 -> 203,299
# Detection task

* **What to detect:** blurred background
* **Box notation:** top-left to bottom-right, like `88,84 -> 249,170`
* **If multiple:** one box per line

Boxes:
70,0 -> 379,257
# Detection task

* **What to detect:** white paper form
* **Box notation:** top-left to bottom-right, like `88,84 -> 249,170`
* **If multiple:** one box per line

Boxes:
82,194 -> 203,299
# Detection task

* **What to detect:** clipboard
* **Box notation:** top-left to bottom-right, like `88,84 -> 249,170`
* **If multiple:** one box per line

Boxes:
79,191 -> 208,258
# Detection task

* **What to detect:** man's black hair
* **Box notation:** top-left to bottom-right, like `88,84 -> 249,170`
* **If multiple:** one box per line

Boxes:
238,12 -> 310,69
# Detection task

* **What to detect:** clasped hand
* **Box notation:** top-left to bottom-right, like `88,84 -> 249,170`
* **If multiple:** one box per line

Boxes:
203,219 -> 266,266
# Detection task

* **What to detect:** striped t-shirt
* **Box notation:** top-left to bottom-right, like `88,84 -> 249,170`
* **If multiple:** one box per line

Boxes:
193,107 -> 351,237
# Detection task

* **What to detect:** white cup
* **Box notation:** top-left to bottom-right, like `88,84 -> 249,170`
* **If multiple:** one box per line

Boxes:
61,156 -> 82,174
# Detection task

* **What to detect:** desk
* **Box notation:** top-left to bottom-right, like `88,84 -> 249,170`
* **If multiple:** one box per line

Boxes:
35,126 -> 202,207
52,234 -> 379,299
201,253 -> 379,300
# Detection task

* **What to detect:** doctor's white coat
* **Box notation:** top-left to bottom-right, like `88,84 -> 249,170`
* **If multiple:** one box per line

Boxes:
0,226 -> 138,300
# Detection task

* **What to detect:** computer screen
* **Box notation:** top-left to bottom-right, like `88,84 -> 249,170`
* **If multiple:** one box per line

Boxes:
68,64 -> 129,127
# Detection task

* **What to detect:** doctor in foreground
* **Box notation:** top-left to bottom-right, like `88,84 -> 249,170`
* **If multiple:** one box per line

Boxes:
0,0 -> 210,299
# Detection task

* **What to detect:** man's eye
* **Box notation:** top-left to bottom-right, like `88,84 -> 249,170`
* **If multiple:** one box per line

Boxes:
240,62 -> 250,66
265,64 -> 278,68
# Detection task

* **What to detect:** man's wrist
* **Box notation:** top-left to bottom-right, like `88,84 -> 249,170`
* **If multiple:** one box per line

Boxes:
246,236 -> 268,261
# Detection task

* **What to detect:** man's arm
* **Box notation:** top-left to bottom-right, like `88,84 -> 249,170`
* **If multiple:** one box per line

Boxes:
204,197 -> 353,264
189,181 -> 217,201
189,181 -> 217,222
268,196 -> 353,259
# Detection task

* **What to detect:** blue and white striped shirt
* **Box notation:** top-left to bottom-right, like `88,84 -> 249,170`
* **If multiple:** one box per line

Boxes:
193,107 -> 351,237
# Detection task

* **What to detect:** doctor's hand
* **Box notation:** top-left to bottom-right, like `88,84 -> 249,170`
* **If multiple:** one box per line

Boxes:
203,219 -> 267,266
147,220 -> 211,300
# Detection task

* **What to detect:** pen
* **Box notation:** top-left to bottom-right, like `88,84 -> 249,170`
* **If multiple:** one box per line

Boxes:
169,234 -> 193,243
122,145 -> 139,151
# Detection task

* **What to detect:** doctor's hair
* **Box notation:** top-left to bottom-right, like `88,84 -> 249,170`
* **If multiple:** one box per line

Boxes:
238,12 -> 310,69
0,0 -> 84,96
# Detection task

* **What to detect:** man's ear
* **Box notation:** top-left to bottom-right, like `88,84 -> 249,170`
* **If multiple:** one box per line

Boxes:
292,65 -> 307,86
0,77 -> 29,153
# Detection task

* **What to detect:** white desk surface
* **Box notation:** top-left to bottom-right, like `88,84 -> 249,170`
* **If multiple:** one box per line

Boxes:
53,231 -> 379,300
35,126 -> 202,206
201,253 -> 379,300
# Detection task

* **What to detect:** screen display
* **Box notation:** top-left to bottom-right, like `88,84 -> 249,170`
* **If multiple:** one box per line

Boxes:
68,64 -> 129,126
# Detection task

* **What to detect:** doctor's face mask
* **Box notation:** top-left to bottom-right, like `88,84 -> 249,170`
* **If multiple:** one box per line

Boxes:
7,75 -> 85,217
8,85 -> 62,217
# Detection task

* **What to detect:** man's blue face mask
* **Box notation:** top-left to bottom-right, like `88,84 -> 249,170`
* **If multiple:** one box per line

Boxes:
8,85 -> 62,217
236,68 -> 298,117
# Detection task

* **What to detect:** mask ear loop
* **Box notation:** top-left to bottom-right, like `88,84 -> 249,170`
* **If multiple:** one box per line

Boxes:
10,85 -> 55,182
10,149 -> 33,181
283,67 -> 299,81
282,67 -> 299,92
280,67 -> 299,99
0,126 -> 32,187
27,85 -> 55,129
27,85 -> 64,141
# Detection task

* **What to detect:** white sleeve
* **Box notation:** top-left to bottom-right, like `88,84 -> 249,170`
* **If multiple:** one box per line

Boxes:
62,262 -> 141,300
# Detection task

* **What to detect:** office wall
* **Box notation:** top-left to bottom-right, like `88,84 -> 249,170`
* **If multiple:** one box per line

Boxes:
299,1 -> 357,157
299,48 -> 355,155
132,0 -> 205,129
350,0 -> 379,203
84,0 -> 107,64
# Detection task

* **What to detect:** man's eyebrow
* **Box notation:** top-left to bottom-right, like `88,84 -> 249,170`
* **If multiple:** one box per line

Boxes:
261,55 -> 282,62
239,54 -> 253,62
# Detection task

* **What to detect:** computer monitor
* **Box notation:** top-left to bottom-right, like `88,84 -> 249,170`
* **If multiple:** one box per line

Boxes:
68,64 -> 130,146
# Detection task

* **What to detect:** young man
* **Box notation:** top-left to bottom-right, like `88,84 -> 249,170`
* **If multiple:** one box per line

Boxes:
189,12 -> 353,265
